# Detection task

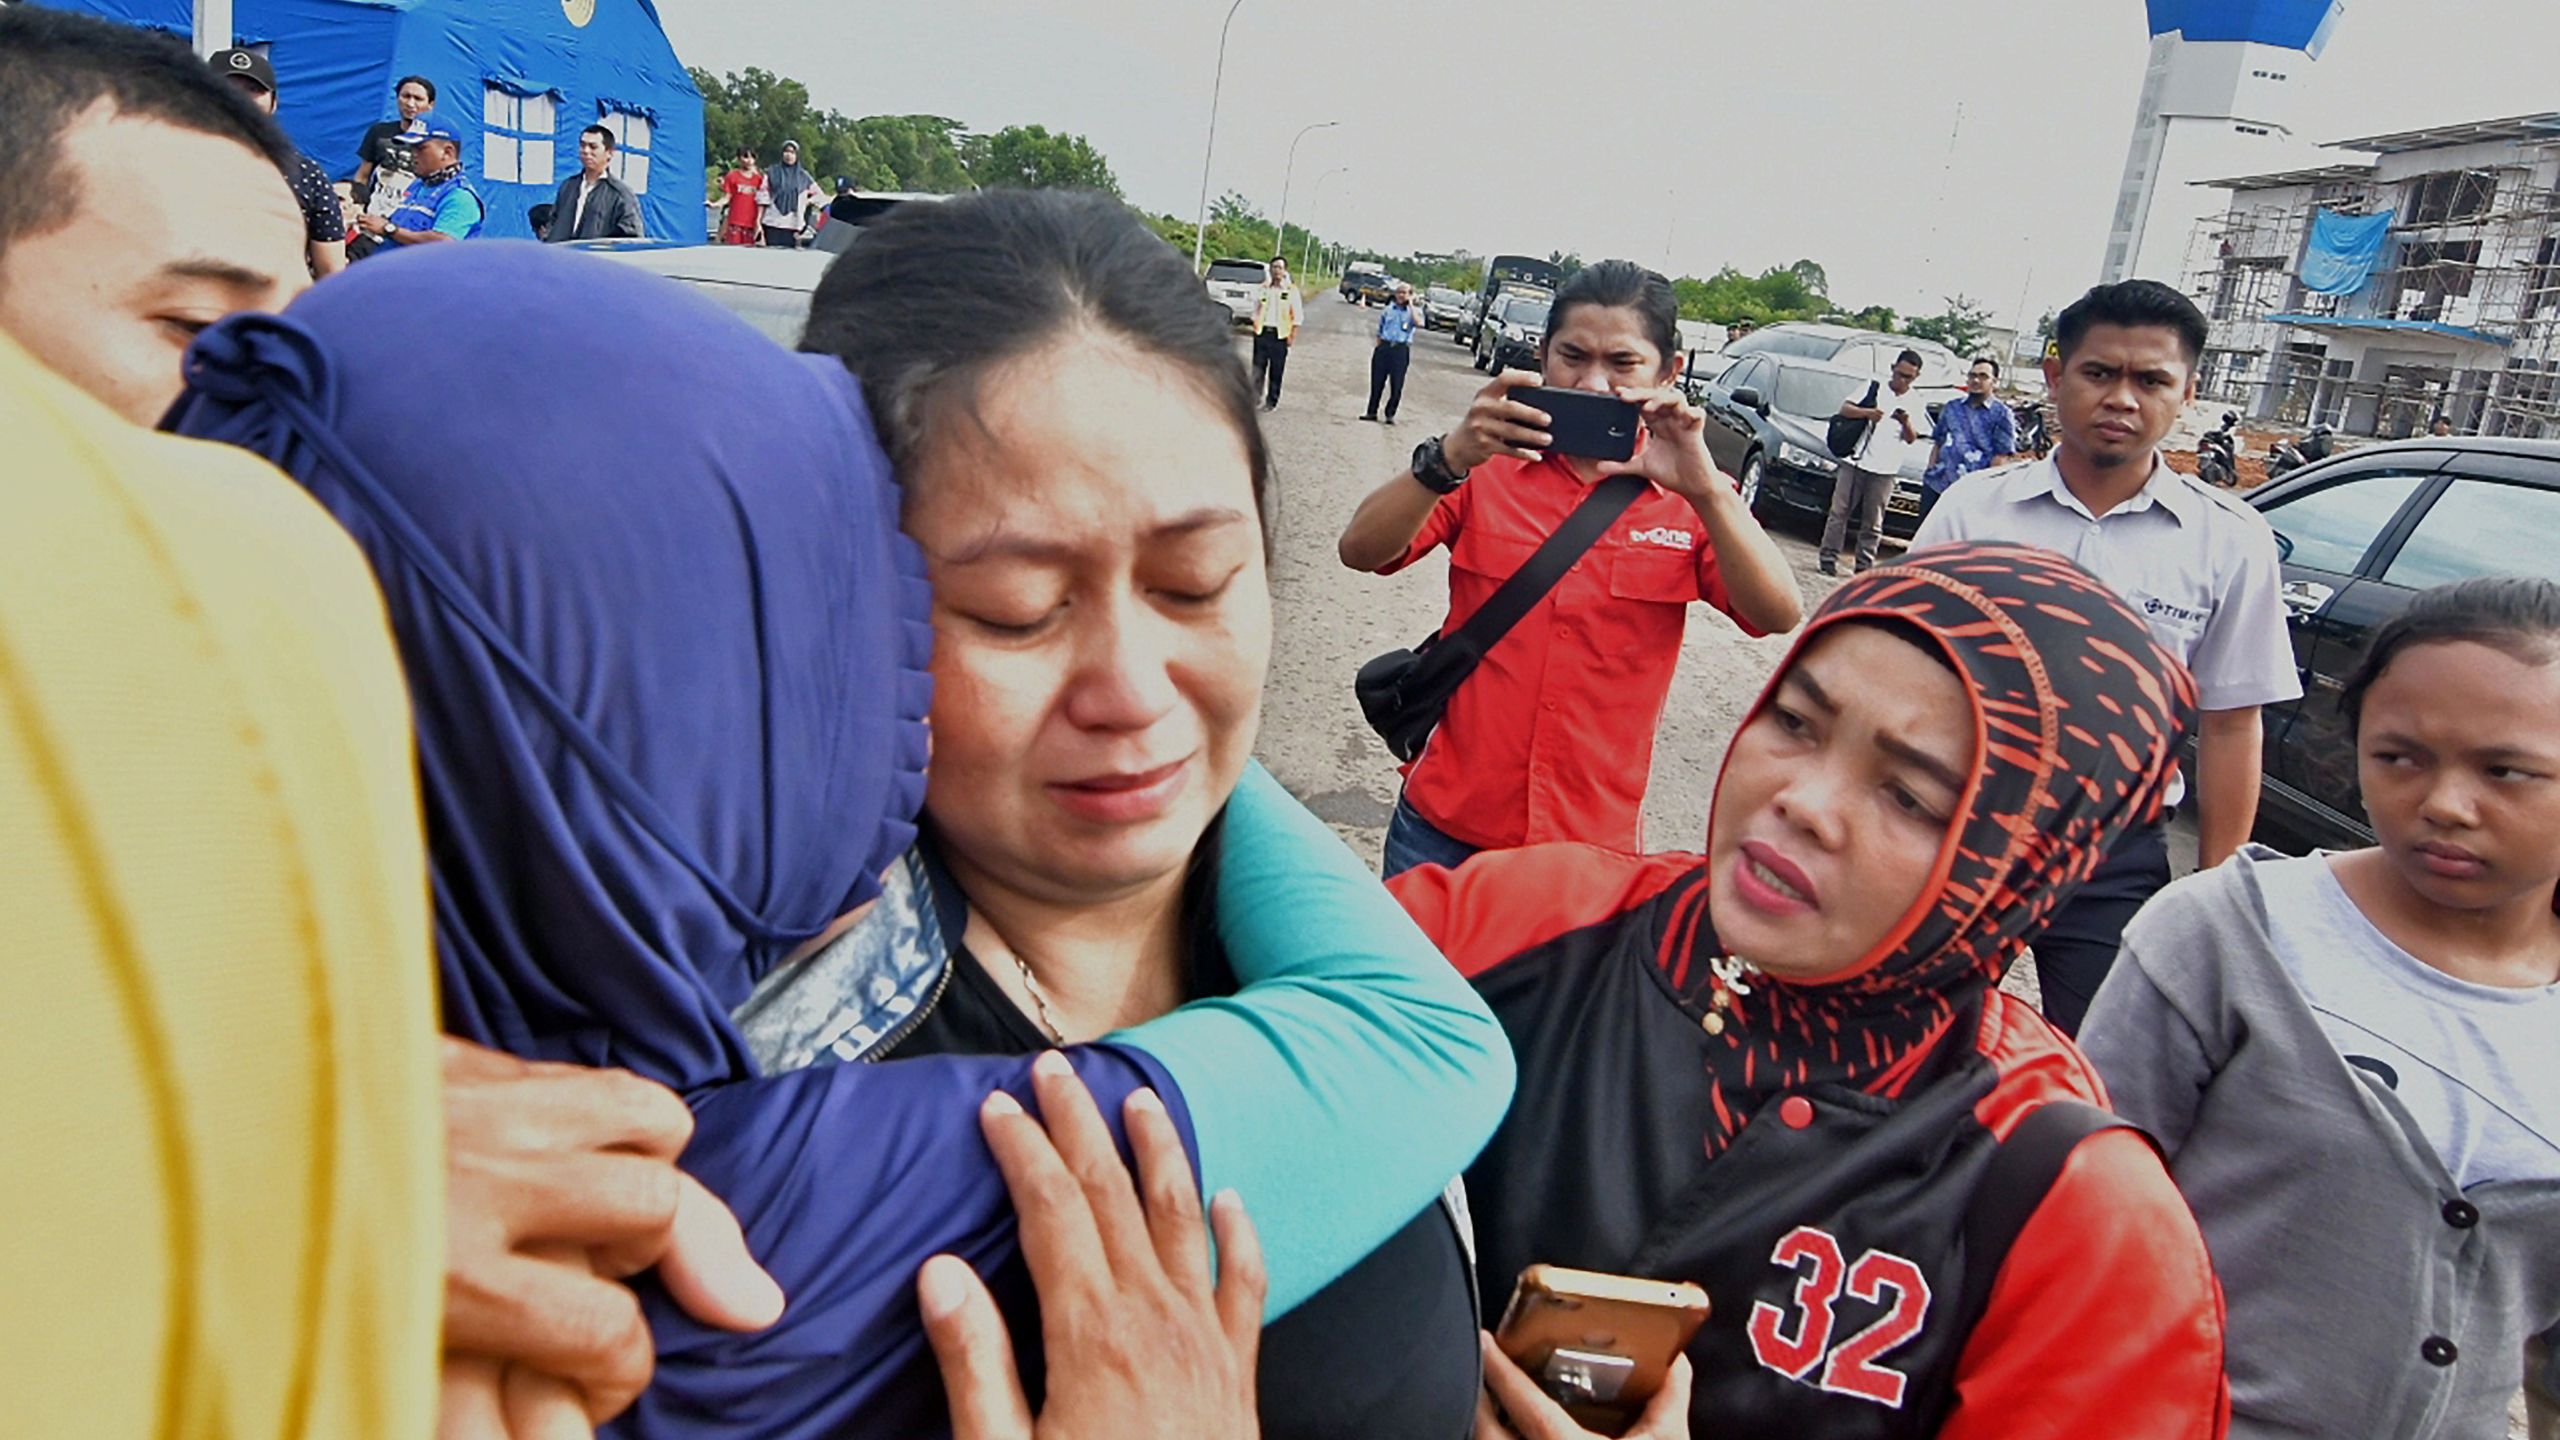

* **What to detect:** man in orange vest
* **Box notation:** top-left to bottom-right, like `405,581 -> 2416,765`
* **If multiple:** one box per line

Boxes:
1249,255 -> 1304,411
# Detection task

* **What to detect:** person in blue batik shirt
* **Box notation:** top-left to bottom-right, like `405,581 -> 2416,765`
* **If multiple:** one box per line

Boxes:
1361,281 -> 1421,424
1920,355 -> 2018,522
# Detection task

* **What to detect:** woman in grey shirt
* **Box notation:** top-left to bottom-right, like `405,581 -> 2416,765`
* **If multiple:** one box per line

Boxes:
2083,576 -> 2560,1440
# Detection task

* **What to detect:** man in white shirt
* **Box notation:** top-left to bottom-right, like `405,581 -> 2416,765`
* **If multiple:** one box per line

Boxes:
1912,278 -> 2300,1034
1821,348 -> 1927,575
1249,255 -> 1304,412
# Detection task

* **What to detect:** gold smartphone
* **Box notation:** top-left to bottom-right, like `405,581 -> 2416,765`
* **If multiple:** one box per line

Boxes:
1493,1265 -> 1710,1435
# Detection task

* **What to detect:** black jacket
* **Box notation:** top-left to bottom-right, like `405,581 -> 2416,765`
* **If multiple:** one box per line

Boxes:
542,173 -> 642,241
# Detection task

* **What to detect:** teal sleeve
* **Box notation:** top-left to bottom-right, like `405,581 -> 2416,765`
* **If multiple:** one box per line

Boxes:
432,189 -> 482,239
1112,762 -> 1515,1317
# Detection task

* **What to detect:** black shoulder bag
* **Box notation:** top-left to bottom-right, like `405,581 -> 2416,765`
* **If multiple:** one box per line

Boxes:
1355,474 -> 1648,762
1825,379 -> 1881,459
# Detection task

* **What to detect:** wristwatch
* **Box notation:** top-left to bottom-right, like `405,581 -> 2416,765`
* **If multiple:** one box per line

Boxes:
1411,436 -> 1469,495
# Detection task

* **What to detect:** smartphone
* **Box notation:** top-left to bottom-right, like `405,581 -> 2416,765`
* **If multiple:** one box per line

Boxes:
1507,385 -> 1642,463
1494,1264 -> 1710,1435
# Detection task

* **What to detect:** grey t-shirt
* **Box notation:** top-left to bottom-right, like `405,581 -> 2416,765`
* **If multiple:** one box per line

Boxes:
2260,853 -> 2560,1190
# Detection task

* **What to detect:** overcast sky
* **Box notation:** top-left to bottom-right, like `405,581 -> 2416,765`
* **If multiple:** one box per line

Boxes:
660,0 -> 2560,327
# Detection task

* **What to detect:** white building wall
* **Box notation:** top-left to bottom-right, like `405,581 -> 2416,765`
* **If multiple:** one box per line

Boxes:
2105,34 -> 2325,284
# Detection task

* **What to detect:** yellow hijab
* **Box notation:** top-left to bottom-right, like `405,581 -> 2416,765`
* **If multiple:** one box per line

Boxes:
0,334 -> 439,1439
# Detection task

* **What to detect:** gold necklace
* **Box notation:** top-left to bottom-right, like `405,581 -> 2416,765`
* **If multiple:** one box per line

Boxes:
1700,954 -> 1759,1036
1008,951 -> 1067,1045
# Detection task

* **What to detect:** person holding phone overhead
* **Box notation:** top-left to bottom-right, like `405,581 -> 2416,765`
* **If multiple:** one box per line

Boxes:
1339,259 -> 1801,876
1395,545 -> 2231,1439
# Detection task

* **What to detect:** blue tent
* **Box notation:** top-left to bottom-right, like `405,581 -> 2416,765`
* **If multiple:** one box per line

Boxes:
32,0 -> 702,243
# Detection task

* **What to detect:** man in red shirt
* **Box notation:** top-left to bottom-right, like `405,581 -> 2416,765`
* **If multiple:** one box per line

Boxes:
1339,260 -> 1802,874
719,147 -> 765,245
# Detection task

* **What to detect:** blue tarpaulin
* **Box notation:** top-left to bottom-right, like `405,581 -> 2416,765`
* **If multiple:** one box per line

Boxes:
32,0 -> 702,244
2299,207 -> 2395,296
2145,0 -> 2346,57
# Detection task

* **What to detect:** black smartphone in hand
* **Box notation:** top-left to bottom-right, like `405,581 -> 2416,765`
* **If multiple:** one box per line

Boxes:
1507,385 -> 1641,463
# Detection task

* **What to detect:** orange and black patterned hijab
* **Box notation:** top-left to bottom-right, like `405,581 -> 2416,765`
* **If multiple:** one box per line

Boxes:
1661,543 -> 2197,1146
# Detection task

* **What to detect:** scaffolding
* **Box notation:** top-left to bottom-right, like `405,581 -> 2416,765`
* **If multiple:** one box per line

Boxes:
2180,144 -> 2560,439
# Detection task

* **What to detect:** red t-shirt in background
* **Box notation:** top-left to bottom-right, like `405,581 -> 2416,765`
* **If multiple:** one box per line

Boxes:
1376,454 -> 1766,852
721,169 -> 764,230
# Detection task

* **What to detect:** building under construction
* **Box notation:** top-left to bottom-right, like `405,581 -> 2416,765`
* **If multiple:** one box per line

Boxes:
2181,112 -> 2560,439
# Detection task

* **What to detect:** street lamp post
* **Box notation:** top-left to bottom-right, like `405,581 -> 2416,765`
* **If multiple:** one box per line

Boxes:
1190,0 -> 1248,275
1302,166 -> 1346,276
1274,120 -> 1338,261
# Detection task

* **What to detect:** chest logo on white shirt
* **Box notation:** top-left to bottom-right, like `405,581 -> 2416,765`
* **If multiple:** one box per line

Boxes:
2135,593 -> 2212,630
1627,526 -> 1697,551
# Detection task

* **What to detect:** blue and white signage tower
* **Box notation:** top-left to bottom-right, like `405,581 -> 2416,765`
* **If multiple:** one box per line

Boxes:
2103,1 -> 2348,283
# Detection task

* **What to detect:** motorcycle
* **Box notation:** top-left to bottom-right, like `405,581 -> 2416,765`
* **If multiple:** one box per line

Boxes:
2011,400 -> 2050,458
2196,412 -> 2241,488
2266,424 -> 2335,483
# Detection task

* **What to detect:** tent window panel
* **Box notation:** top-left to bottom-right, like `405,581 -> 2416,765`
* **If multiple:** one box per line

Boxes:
483,83 -> 560,186
600,106 -> 654,196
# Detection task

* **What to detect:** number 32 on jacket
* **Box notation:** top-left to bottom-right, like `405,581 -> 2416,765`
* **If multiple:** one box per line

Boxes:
1745,1226 -> 1934,1410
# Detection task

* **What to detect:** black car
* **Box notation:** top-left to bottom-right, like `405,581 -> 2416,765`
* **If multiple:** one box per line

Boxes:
2240,435 -> 2560,853
1698,353 -> 1927,540
1472,292 -> 1551,373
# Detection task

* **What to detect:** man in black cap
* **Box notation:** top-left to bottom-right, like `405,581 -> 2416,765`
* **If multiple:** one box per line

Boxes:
209,46 -> 346,276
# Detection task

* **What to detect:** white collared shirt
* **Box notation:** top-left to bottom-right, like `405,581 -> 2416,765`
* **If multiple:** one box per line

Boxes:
1849,381 -> 1929,476
1910,451 -> 2301,712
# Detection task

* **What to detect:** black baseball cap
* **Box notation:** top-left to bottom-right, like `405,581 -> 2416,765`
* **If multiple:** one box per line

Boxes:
209,47 -> 276,94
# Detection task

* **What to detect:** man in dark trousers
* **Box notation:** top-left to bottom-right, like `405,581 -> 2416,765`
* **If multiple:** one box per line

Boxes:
1361,280 -> 1420,424
542,124 -> 642,241
1248,256 -> 1302,411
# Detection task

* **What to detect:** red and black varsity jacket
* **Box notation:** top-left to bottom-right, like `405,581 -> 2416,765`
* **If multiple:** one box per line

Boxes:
1394,845 -> 2230,1440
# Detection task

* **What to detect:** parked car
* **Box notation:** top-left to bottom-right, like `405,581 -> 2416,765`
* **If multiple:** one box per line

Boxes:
1473,291 -> 1551,372
1710,322 -> 1966,407
1421,285 -> 1467,331
2236,435 -> 2560,853
568,239 -> 834,346
1351,270 -> 1399,306
1698,353 -> 1927,540
1203,257 -> 1269,328
810,188 -> 947,255
1341,262 -> 1386,302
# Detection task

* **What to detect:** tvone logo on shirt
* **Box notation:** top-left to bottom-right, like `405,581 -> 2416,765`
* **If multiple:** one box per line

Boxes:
1628,527 -> 1697,551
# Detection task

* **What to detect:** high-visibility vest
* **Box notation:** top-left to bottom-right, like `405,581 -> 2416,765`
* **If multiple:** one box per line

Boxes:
1253,284 -> 1302,339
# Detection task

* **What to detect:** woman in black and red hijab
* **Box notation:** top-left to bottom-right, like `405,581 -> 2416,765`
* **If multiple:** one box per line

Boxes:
1396,543 -> 2229,1440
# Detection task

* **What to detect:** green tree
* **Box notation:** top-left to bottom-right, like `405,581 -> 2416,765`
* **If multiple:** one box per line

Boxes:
692,65 -> 818,194
961,124 -> 1120,195
1905,294 -> 1995,359
1785,258 -> 1830,298
848,115 -> 972,192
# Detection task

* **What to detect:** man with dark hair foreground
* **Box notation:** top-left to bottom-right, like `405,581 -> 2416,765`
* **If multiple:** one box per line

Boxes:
0,4 -> 307,423
1911,278 -> 2298,1035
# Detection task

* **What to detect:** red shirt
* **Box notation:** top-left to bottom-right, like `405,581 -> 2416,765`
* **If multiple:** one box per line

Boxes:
1378,454 -> 1764,851
721,169 -> 765,228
